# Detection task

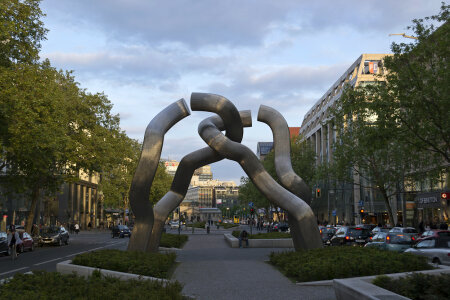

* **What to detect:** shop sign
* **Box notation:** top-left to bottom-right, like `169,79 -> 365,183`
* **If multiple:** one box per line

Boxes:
416,192 -> 442,208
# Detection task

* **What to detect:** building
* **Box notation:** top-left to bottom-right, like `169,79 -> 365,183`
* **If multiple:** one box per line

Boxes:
299,54 -> 390,225
0,169 -> 100,231
163,160 -> 179,177
256,142 -> 273,160
194,165 -> 213,181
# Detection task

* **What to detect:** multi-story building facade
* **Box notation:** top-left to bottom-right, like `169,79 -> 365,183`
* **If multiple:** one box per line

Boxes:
299,54 -> 390,225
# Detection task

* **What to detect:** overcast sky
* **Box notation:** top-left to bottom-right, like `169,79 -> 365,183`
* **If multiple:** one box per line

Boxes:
39,0 -> 441,184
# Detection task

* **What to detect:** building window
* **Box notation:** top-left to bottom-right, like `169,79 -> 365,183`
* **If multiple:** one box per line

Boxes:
362,60 -> 382,74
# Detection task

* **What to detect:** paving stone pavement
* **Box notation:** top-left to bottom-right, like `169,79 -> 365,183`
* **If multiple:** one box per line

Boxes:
172,232 -> 337,300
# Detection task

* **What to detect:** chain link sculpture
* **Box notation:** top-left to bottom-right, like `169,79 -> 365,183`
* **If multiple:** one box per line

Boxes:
127,93 -> 322,252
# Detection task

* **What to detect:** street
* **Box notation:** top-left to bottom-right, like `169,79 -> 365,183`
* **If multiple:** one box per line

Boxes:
0,231 -> 128,281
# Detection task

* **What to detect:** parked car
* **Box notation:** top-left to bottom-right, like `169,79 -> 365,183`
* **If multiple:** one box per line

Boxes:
416,230 -> 450,243
330,226 -> 372,246
405,236 -> 450,265
39,226 -> 69,246
272,223 -> 289,232
17,231 -> 34,252
389,227 -> 419,235
111,225 -> 131,238
365,232 -> 416,252
356,224 -> 377,231
321,227 -> 336,245
0,231 -> 8,255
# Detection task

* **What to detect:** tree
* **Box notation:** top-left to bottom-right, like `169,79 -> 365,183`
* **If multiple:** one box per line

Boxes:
0,0 -> 47,67
373,4 -> 449,164
148,163 -> 172,205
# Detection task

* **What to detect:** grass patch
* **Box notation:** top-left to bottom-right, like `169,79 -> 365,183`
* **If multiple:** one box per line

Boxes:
186,221 -> 205,229
220,223 -> 239,229
0,271 -> 186,300
160,232 -> 188,248
269,247 -> 433,282
232,230 -> 291,239
373,273 -> 450,300
72,249 -> 176,279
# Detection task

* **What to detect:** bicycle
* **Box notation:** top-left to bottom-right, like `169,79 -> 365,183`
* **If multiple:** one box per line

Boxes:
8,244 -> 17,261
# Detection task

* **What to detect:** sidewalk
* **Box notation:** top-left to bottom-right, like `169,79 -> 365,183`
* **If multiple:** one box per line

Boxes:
172,232 -> 336,300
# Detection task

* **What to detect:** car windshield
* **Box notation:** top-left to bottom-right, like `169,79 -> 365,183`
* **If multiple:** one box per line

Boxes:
403,228 -> 418,233
0,232 -> 6,239
388,234 -> 413,244
40,227 -> 59,234
118,225 -> 128,230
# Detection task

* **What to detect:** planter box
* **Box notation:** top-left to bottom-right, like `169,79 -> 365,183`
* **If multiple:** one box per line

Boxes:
56,260 -> 169,283
224,233 -> 293,248
333,265 -> 450,300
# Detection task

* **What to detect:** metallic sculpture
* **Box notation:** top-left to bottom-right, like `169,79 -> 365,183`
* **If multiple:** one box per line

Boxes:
147,93 -> 250,252
194,98 -> 323,250
127,92 -> 322,252
128,99 -> 190,252
257,105 -> 314,249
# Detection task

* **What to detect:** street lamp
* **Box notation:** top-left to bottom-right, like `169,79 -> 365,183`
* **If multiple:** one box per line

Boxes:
226,207 -> 230,219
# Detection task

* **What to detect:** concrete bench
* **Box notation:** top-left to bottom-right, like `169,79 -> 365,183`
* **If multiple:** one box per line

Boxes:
224,234 -> 293,248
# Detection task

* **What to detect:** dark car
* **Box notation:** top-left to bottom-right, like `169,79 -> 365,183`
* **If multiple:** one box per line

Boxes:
321,227 -> 337,245
272,222 -> 289,232
112,225 -> 131,238
330,226 -> 372,246
39,226 -> 69,246
0,231 -> 7,255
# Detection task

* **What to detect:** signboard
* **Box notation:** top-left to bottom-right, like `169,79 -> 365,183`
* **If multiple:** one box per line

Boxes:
216,199 -> 222,205
332,210 -> 336,217
249,202 -> 254,207
416,192 -> 441,208
358,200 -> 364,206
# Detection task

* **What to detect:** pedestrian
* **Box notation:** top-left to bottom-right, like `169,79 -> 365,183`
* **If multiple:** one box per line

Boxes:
88,222 -> 92,231
7,225 -> 22,256
239,230 -> 249,248
74,223 -> 80,234
418,221 -> 425,233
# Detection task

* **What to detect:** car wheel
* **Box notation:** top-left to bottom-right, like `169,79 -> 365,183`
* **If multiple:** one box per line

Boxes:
432,258 -> 441,265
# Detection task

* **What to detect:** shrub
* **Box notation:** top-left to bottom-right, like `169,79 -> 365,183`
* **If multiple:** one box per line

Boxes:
72,249 -> 176,278
160,233 -> 188,248
373,273 -> 450,300
186,221 -> 205,229
269,247 -> 433,282
0,271 -> 186,300
221,223 -> 239,229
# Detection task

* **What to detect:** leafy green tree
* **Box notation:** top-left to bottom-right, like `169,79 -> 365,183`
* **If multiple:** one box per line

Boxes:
148,163 -> 173,205
0,0 -> 47,67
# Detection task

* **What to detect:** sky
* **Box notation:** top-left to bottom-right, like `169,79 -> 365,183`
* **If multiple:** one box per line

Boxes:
39,0 -> 442,185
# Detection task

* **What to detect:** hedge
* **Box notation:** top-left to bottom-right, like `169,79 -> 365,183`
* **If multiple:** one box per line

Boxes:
72,249 -> 176,278
269,247 -> 433,282
232,230 -> 291,239
373,273 -> 450,300
160,232 -> 188,248
0,271 -> 186,300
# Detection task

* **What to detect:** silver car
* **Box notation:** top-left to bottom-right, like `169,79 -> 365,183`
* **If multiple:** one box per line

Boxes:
405,237 -> 450,266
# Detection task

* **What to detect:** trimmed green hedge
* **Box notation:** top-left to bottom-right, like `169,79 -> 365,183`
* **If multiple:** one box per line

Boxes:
186,221 -> 206,229
72,249 -> 176,279
220,223 -> 239,229
0,271 -> 186,300
232,230 -> 291,239
373,273 -> 450,300
160,232 -> 188,248
269,247 -> 433,282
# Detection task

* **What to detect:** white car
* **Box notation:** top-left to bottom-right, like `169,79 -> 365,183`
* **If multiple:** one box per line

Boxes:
169,221 -> 180,229
405,237 -> 450,265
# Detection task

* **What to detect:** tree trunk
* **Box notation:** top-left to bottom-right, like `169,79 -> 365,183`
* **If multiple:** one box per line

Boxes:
25,186 -> 40,233
380,188 -> 395,226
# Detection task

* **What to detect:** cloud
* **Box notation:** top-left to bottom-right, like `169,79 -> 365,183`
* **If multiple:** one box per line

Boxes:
42,0 -> 440,49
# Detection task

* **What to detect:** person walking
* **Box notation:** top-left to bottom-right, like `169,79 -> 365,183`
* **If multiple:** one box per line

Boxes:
74,223 -> 80,234
88,222 -> 92,231
7,225 -> 22,258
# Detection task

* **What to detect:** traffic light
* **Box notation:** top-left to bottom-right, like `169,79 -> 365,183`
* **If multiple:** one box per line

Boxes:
441,192 -> 449,199
316,188 -> 321,198
250,208 -> 255,215
360,209 -> 364,214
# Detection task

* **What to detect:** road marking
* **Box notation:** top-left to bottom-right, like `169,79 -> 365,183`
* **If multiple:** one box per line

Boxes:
34,257 -> 64,266
0,267 -> 28,277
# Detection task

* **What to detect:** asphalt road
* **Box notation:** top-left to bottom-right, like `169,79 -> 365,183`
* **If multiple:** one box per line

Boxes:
0,230 -> 128,280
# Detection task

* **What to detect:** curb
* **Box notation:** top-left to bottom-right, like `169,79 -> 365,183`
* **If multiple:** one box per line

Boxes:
56,260 -> 169,283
